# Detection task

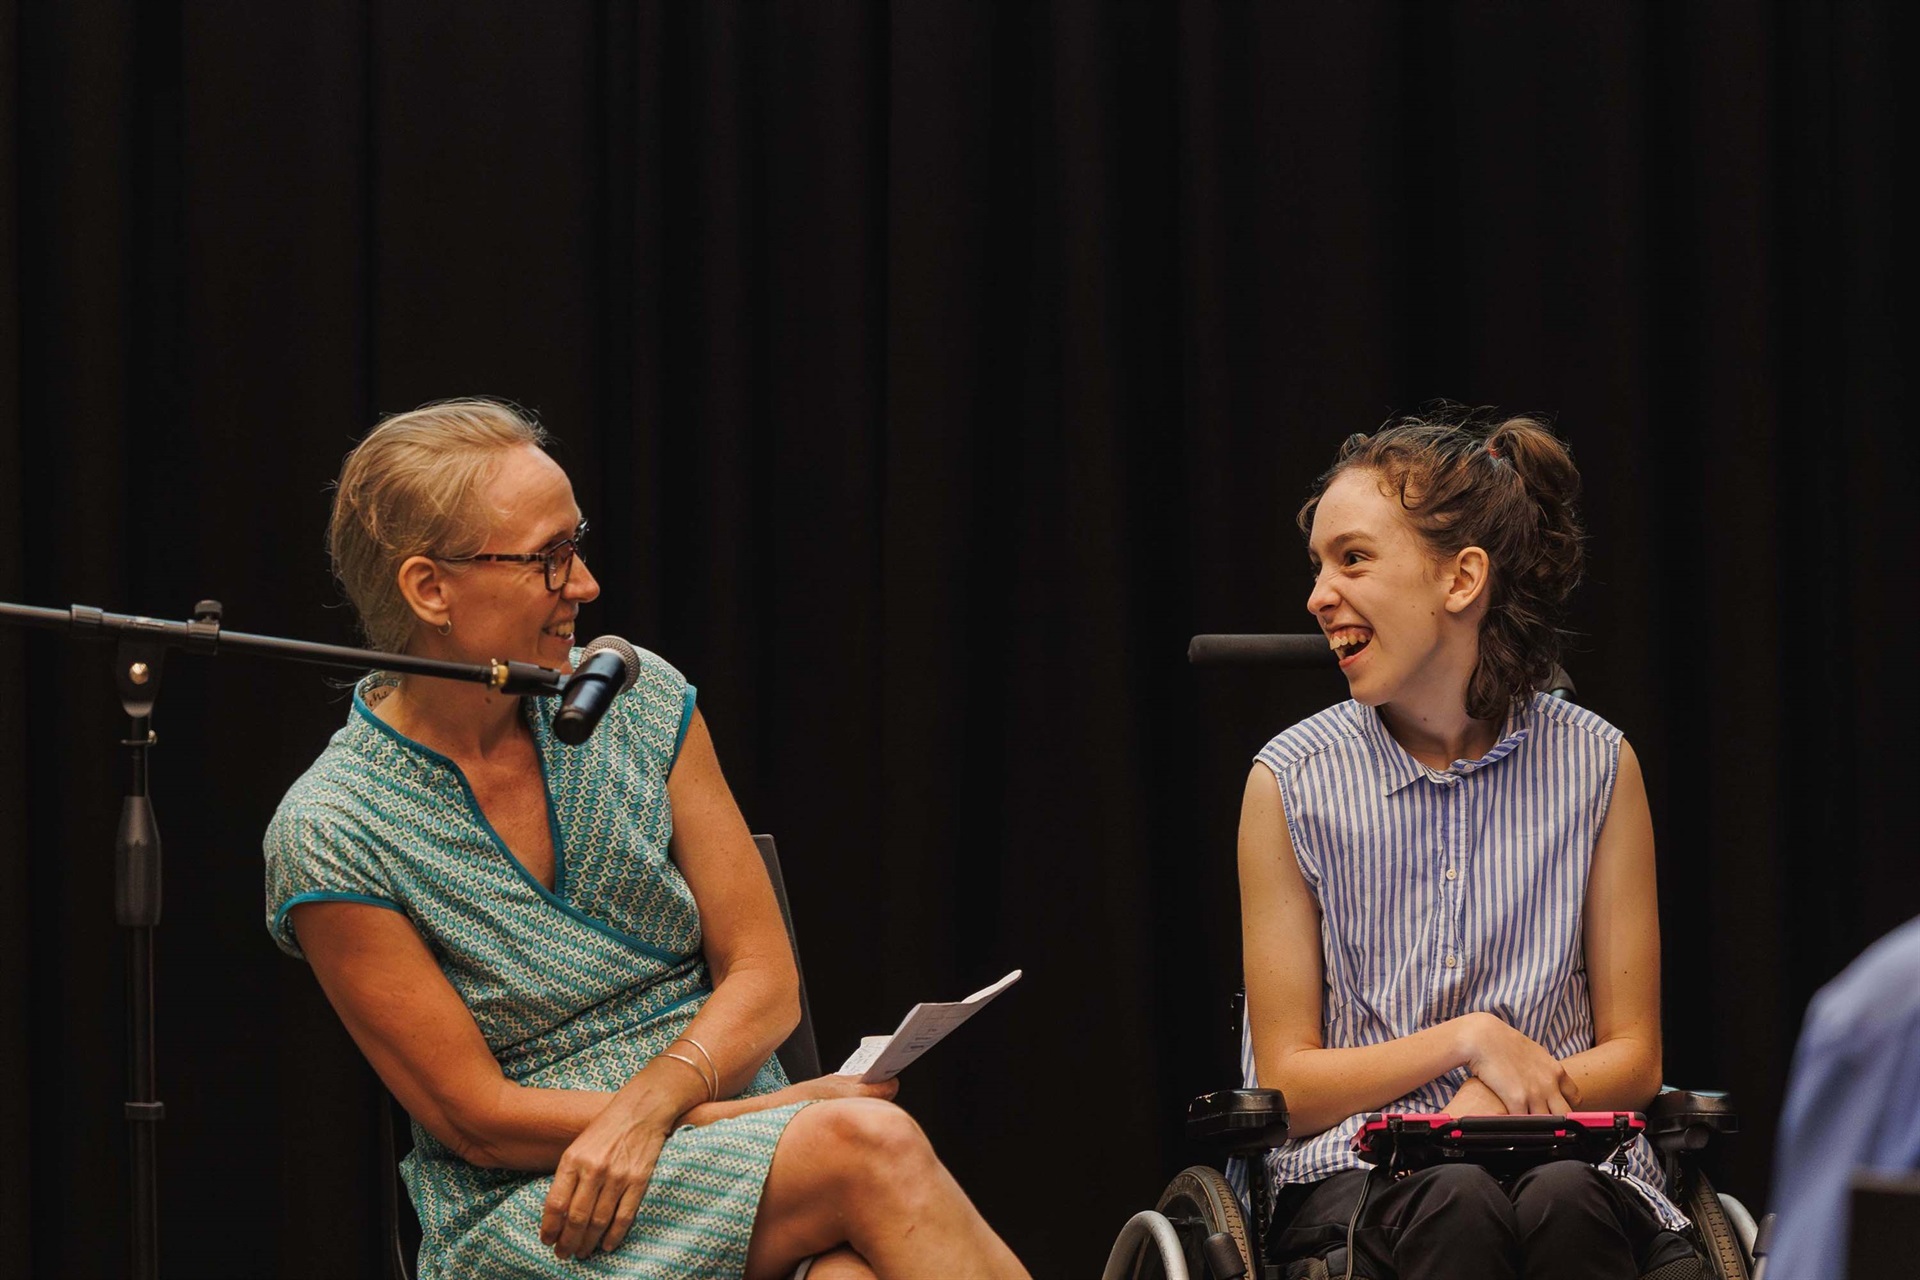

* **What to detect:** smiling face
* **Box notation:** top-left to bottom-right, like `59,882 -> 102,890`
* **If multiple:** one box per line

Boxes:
399,443 -> 600,672
1305,468 -> 1483,712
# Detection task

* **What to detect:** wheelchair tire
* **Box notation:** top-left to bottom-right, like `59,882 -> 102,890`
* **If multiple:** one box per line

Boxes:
1154,1165 -> 1253,1280
1681,1169 -> 1749,1280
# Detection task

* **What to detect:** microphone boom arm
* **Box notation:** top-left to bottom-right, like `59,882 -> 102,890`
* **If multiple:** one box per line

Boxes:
0,599 -> 569,694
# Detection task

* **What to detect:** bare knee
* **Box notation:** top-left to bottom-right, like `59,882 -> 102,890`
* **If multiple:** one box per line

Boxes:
751,1105 -> 940,1276
808,1098 -> 938,1193
803,1245 -> 878,1280
756,1101 -> 1015,1279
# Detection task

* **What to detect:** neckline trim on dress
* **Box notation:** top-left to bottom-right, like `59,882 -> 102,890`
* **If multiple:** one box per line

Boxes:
345,675 -> 689,967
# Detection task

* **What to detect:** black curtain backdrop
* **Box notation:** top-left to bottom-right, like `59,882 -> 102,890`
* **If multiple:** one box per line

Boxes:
2,3 -> 1915,1276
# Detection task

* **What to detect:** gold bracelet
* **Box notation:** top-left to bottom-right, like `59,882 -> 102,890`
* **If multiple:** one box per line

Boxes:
658,1051 -> 717,1102
673,1036 -> 721,1097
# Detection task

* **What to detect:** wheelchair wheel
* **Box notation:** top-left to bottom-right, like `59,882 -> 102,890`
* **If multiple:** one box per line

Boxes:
1681,1169 -> 1749,1280
1154,1165 -> 1253,1280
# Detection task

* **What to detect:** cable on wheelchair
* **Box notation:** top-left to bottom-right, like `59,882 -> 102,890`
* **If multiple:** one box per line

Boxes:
1340,1166 -> 1381,1280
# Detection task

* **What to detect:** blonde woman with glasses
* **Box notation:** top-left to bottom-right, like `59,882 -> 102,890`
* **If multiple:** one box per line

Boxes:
264,400 -> 1028,1280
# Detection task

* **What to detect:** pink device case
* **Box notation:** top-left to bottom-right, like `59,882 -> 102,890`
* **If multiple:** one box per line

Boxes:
1352,1111 -> 1647,1173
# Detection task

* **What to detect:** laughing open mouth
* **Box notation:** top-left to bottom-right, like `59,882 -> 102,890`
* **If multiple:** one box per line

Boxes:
1327,627 -> 1372,661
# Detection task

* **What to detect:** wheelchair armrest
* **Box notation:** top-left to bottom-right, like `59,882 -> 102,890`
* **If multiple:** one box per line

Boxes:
1647,1087 -> 1739,1153
1186,1088 -> 1290,1157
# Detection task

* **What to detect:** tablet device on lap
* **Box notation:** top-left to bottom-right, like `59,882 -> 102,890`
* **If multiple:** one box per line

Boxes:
1352,1112 -> 1647,1177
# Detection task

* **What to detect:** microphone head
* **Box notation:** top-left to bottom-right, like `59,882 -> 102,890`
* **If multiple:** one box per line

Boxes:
577,635 -> 642,693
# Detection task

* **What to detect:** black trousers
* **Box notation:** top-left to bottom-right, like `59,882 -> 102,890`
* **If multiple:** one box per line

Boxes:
1267,1162 -> 1699,1280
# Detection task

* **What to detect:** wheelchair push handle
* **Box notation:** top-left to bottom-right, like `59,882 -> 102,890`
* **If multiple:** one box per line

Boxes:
1187,634 -> 1334,667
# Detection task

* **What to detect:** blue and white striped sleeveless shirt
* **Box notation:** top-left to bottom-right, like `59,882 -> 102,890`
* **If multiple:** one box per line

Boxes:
1237,693 -> 1686,1229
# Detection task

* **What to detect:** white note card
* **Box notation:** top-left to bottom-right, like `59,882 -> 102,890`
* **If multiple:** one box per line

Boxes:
835,969 -> 1023,1083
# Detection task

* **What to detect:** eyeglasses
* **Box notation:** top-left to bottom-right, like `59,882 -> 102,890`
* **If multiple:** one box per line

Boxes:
440,519 -> 588,592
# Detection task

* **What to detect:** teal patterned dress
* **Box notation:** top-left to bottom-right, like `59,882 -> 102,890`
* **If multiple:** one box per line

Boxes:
264,649 -> 806,1279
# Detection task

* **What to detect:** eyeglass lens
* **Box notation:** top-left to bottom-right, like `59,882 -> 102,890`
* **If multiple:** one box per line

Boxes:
545,523 -> 586,590
546,542 -> 574,591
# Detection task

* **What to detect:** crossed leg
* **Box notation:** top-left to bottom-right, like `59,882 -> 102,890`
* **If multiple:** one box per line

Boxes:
800,1247 -> 875,1279
743,1098 -> 1030,1280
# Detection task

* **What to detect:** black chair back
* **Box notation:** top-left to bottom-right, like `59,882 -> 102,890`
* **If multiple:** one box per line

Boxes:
379,1092 -> 418,1280
752,833 -> 822,1081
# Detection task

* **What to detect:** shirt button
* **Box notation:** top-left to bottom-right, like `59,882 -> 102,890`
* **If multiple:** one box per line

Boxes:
1445,955 -> 1459,968
1445,867 -> 1458,881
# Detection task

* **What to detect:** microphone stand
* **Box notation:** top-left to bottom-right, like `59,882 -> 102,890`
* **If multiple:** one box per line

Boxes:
0,598 -> 567,1280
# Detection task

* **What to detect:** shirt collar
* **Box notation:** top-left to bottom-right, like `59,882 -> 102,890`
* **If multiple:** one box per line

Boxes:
1355,700 -> 1531,796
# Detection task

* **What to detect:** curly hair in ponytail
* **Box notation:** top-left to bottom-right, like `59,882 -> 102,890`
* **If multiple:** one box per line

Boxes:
1296,405 -> 1586,720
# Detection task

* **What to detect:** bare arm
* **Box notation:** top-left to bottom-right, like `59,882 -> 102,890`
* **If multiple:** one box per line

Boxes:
291,899 -> 700,1171
1445,741 -> 1663,1116
657,708 -> 801,1098
530,705 -> 829,1260
1558,739 -> 1664,1109
1240,765 -> 1479,1136
290,709 -> 800,1170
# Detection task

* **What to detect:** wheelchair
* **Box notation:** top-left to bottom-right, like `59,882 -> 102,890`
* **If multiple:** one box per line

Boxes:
1103,1083 -> 1765,1280
1101,638 -> 1774,1280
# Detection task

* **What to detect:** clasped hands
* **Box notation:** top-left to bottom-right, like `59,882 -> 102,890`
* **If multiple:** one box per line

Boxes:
539,1071 -> 897,1262
1444,1010 -> 1581,1117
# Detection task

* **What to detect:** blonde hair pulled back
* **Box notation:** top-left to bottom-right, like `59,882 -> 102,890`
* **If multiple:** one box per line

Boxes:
328,398 -> 549,654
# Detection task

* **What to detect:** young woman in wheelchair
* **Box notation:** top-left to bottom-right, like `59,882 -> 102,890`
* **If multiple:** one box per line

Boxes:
1238,410 -> 1700,1279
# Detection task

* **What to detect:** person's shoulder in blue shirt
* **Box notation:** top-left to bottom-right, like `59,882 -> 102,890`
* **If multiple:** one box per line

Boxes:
1767,914 -> 1920,1278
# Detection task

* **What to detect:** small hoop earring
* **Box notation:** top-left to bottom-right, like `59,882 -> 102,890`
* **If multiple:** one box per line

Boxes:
437,618 -> 453,636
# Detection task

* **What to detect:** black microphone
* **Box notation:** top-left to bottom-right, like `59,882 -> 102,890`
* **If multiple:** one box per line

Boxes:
553,635 -> 641,745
